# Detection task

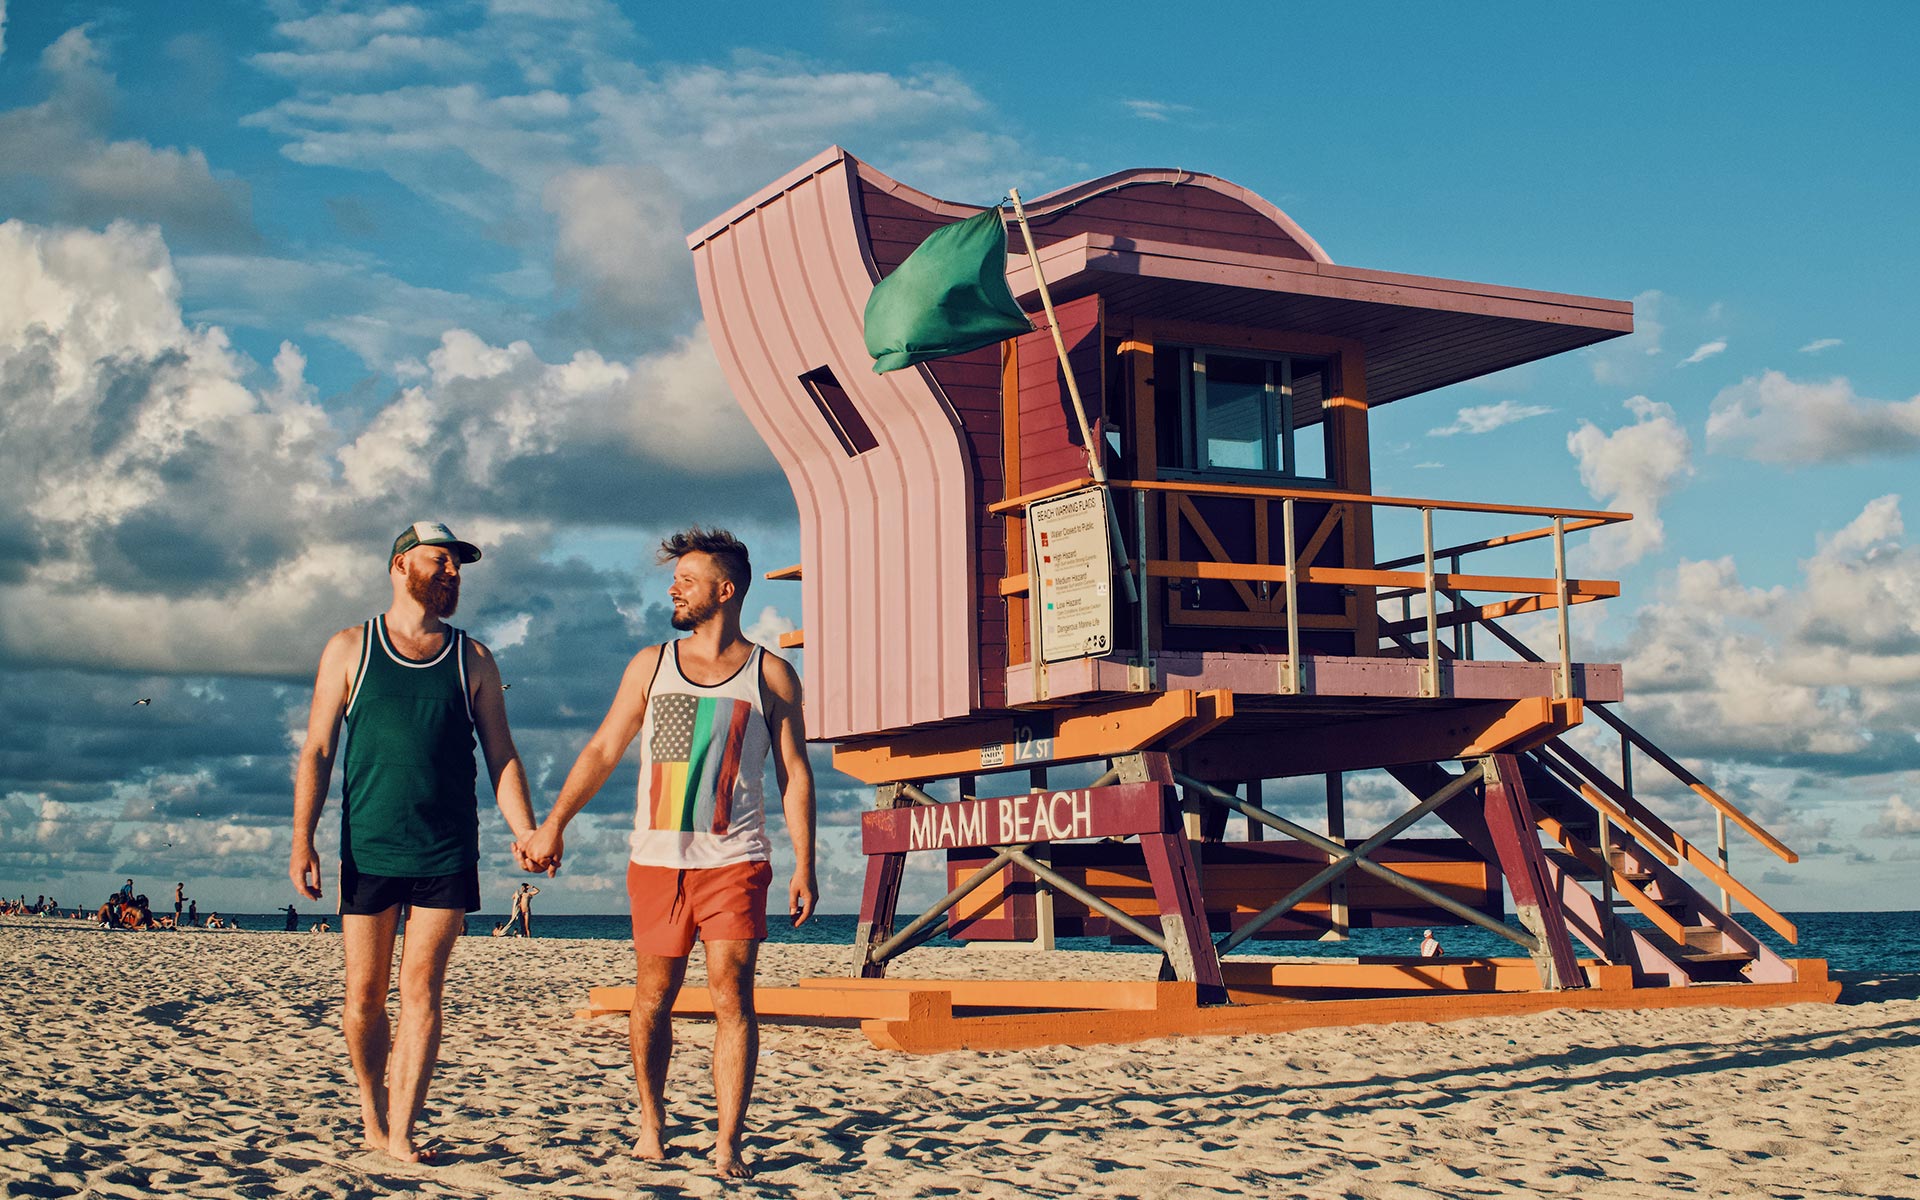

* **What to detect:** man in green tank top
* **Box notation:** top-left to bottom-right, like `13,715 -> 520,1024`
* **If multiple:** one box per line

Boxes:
288,521 -> 543,1163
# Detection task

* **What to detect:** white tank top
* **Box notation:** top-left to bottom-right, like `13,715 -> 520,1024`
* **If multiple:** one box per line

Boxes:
629,641 -> 773,869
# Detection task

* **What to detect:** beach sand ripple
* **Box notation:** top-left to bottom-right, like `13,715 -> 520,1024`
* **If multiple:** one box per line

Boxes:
3,921 -> 1917,1198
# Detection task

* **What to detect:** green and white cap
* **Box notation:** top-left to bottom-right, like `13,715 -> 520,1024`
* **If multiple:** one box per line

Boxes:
390,521 -> 481,564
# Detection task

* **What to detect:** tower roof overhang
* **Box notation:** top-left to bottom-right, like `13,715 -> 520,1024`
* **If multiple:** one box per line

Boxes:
1008,233 -> 1632,406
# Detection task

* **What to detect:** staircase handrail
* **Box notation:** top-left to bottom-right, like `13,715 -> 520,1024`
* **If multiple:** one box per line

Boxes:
1533,739 -> 1799,944
1472,615 -> 1798,864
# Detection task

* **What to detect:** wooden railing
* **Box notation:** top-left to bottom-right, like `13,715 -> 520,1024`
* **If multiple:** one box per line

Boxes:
992,475 -> 1630,694
1468,614 -> 1797,942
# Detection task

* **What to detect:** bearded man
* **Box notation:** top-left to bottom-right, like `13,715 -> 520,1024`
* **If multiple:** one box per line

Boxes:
289,521 -> 541,1162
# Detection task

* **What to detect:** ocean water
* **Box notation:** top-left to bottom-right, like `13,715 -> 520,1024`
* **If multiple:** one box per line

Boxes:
205,910 -> 1920,975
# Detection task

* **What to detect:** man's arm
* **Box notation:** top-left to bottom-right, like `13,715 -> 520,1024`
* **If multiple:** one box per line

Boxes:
520,644 -> 662,871
763,652 -> 817,926
289,627 -> 359,901
466,639 -> 539,865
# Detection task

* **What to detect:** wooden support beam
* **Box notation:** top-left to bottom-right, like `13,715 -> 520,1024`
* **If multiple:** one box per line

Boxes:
1186,696 -> 1578,781
833,690 -> 1203,784
856,784 -> 910,979
857,966 -> 1840,1054
1481,754 -> 1585,990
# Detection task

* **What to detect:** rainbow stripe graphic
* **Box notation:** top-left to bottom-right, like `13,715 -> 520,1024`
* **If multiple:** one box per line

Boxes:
648,693 -> 752,834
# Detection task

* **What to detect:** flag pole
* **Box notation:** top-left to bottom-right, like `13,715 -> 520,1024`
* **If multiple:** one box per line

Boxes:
1006,188 -> 1139,606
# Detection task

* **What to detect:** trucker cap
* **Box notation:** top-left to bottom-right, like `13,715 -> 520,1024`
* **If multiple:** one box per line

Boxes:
390,521 -> 481,564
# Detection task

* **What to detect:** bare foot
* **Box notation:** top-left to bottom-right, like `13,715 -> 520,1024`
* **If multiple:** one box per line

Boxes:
386,1136 -> 439,1164
713,1144 -> 753,1180
632,1126 -> 667,1162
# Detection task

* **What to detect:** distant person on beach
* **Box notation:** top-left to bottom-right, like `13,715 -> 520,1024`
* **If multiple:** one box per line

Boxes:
1420,929 -> 1442,958
174,883 -> 184,927
511,882 -> 540,937
120,879 -> 133,900
284,904 -> 299,932
186,899 -> 197,927
288,520 -> 540,1165
490,922 -> 508,937
521,527 -> 816,1180
206,913 -> 225,929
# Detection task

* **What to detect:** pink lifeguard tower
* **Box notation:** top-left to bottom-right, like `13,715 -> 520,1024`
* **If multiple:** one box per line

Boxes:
585,147 -> 1837,1050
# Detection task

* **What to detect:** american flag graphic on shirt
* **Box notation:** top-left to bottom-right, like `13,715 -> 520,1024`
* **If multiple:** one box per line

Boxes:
647,692 -> 753,834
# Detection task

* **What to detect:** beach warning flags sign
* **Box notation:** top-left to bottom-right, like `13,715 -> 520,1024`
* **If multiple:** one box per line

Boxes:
863,207 -> 1035,373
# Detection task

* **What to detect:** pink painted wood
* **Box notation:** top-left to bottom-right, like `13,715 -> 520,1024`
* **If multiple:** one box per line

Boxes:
690,149 -> 976,739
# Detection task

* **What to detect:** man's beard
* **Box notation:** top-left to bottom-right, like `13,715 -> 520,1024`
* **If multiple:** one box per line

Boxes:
407,568 -> 460,618
670,594 -> 719,631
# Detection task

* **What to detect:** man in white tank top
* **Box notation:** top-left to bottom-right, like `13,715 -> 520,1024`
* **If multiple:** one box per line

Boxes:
522,527 -> 816,1180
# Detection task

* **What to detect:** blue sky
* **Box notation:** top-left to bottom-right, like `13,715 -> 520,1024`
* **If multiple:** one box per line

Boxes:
1,1 -> 1917,918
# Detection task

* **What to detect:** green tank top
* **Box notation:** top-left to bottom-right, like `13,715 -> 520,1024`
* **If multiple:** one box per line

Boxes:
340,615 -> 479,877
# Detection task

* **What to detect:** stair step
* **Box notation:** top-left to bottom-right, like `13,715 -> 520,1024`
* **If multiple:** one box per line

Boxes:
1679,950 -> 1754,964
1607,892 -> 1682,909
1682,925 -> 1724,951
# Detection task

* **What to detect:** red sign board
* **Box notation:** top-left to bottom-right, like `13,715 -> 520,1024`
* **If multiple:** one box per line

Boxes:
862,782 -> 1174,855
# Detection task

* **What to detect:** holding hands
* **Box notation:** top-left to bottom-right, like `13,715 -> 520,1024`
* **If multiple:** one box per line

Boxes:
515,822 -> 564,876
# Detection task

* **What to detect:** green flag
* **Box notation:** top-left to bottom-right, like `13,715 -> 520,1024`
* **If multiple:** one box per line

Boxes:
863,206 -> 1034,373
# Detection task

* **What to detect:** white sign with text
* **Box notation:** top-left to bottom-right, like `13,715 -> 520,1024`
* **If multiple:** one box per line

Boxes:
1027,486 -> 1113,663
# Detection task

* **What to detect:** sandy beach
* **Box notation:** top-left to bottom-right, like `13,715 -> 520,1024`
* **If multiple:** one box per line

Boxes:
3,917 -> 1917,1199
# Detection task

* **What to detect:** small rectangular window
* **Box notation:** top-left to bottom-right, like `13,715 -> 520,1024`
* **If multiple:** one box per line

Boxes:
800,366 -> 878,457
1163,348 -> 1330,481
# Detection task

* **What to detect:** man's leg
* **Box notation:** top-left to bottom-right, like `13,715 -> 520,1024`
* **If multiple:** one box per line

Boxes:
705,939 -> 760,1179
629,952 -> 687,1160
341,910 -> 400,1150
385,905 -> 464,1162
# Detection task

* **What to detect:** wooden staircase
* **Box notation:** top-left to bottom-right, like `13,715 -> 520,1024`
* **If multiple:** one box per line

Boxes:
1385,613 -> 1803,988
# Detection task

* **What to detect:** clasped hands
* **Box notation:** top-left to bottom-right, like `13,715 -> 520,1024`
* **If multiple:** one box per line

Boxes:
512,824 -> 564,877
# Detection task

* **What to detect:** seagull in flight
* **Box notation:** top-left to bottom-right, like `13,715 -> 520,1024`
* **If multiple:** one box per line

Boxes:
501,683 -> 511,691
133,698 -> 152,706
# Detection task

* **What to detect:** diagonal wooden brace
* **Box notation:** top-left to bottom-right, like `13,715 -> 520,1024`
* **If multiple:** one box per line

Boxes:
1480,754 -> 1585,990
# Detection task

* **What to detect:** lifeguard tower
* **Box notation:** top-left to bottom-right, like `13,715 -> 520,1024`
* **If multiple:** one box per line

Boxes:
584,147 -> 1836,1051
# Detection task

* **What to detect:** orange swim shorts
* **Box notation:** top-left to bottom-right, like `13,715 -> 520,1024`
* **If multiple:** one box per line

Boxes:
626,859 -> 772,958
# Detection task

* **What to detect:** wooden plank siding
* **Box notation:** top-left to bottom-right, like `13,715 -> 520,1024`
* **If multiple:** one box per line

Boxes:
1011,183 -> 1320,261
1014,293 -> 1104,494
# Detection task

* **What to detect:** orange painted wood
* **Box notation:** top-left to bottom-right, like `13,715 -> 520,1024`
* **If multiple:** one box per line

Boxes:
777,630 -> 804,649
1219,958 -> 1624,993
583,985 -> 953,1023
1145,559 -> 1621,599
795,977 -> 1183,1011
858,965 -> 1841,1053
831,690 -> 1200,784
763,563 -> 803,581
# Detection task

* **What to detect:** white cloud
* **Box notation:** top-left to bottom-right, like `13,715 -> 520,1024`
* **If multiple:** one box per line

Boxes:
1678,339 -> 1727,366
1800,338 -> 1842,354
1705,370 -> 1920,465
251,7 -> 476,78
1587,289 -> 1664,385
543,163 -> 692,331
1566,395 -> 1693,569
0,219 -> 777,676
0,25 -> 257,247
1427,400 -> 1554,437
1603,495 -> 1920,765
744,604 -> 796,647
1122,99 -> 1194,122
1864,794 -> 1920,838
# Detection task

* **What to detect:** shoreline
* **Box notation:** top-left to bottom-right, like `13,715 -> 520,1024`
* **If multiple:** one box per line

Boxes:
4,920 -> 1917,1197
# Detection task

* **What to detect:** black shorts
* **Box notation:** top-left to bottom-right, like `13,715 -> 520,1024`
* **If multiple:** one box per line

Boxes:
338,862 -> 481,916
